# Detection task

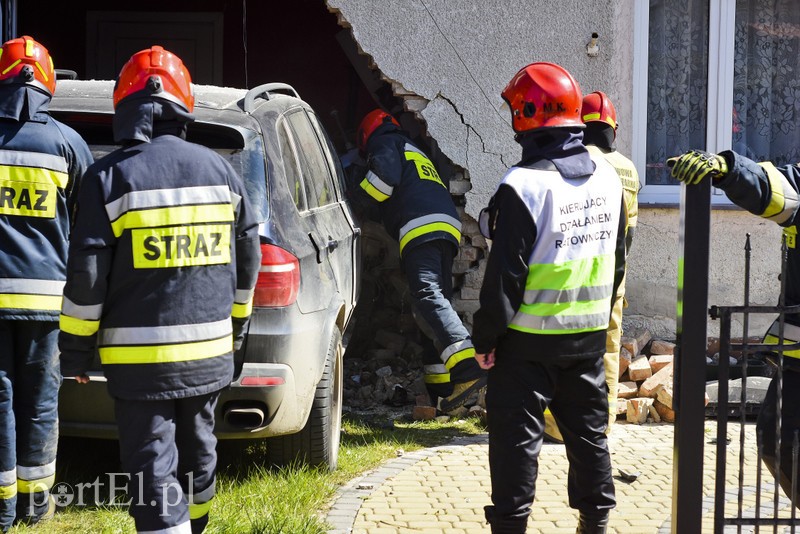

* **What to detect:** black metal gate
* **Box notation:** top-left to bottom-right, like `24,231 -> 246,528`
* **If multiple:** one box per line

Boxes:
673,183 -> 799,532
708,234 -> 799,532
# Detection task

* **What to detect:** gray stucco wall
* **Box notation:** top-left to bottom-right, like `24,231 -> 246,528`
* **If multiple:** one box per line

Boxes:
630,207 -> 782,340
328,0 -> 778,340
327,0 -> 635,217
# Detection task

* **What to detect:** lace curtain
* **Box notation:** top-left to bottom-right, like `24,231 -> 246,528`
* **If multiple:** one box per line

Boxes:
646,0 -> 709,185
646,0 -> 800,185
733,0 -> 800,166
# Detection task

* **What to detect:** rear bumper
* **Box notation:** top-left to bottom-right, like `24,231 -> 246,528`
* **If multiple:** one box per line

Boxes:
58,361 -> 309,440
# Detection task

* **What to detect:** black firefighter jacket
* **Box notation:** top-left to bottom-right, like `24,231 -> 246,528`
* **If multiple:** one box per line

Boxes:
59,133 -> 262,400
358,123 -> 461,257
0,85 -> 92,321
715,150 -> 800,322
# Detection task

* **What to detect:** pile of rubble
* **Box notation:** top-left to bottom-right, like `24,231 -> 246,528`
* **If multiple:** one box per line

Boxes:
616,332 -> 771,425
342,220 -> 772,425
343,220 -> 485,421
343,318 -> 773,425
616,331 -> 681,424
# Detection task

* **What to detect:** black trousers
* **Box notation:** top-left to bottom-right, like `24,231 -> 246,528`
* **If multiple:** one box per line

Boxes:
115,391 -> 219,533
485,353 -> 615,531
757,369 -> 800,506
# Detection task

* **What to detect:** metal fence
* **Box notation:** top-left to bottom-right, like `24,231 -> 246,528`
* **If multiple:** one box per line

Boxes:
701,234 -> 799,532
673,182 -> 800,532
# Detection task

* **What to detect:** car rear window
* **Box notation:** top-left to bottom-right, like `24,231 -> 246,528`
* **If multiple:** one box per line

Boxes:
52,112 -> 269,222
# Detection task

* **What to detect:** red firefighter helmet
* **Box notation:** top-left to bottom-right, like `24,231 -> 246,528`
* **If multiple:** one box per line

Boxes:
0,36 -> 56,95
501,62 -> 582,133
357,109 -> 400,152
581,91 -> 617,130
113,46 -> 194,112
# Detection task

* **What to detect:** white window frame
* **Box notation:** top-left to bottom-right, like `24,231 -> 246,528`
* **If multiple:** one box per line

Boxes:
633,0 -> 736,207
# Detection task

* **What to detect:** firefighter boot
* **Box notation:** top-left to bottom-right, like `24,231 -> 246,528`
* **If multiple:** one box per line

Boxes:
438,374 -> 487,414
576,511 -> 610,534
484,505 -> 528,534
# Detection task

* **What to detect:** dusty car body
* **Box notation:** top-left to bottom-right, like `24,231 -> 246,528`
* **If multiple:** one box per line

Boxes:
53,80 -> 360,469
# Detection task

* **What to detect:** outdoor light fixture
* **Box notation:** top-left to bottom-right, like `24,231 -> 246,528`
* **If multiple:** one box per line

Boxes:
587,32 -> 599,57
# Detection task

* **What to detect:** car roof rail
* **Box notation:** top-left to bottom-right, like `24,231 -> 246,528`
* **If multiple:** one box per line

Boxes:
243,83 -> 300,113
55,69 -> 78,80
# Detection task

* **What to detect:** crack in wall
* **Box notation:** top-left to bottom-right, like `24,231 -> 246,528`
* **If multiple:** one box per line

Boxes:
434,92 -> 508,170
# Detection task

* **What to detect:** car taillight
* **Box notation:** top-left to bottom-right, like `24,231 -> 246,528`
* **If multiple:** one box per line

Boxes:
253,244 -> 300,307
240,376 -> 285,386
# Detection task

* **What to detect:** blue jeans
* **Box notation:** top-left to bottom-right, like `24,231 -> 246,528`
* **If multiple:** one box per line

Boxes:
115,391 -> 219,533
402,240 -> 482,397
0,320 -> 60,531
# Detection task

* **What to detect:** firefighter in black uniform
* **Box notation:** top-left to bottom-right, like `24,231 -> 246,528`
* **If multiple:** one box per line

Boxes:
0,36 -> 92,531
58,46 -> 261,533
354,110 -> 486,413
670,148 -> 800,505
472,62 -> 625,534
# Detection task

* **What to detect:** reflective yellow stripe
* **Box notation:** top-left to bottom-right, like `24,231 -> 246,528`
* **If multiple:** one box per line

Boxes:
0,165 -> 68,188
0,294 -> 61,311
0,482 -> 16,500
24,39 -> 34,57
444,347 -> 476,370
189,499 -> 212,520
520,298 -> 611,319
60,314 -> 100,336
583,112 -> 601,122
761,162 -> 788,219
509,323 -> 606,335
398,222 -> 461,255
360,178 -> 389,202
34,62 -> 48,82
232,300 -> 252,319
100,335 -> 232,365
527,254 -> 615,292
763,334 -> 800,359
2,59 -> 20,75
424,372 -> 450,384
18,474 -> 54,494
110,204 -> 234,238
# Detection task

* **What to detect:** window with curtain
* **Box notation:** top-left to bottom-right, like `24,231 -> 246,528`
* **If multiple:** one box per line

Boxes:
733,0 -> 800,166
645,0 -> 709,186
641,0 -> 800,201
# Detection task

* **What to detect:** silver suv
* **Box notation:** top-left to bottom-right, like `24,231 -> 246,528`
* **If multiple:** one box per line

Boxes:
53,80 -> 361,470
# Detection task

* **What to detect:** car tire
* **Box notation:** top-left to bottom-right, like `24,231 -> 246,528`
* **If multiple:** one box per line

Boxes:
267,327 -> 343,470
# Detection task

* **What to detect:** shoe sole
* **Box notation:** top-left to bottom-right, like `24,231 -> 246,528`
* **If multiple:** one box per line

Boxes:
438,375 -> 488,413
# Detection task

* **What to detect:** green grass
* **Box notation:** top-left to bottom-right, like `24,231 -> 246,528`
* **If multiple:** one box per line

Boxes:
10,414 -> 485,533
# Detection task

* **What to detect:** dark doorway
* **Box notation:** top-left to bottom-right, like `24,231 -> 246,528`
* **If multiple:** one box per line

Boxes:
16,0 -> 399,152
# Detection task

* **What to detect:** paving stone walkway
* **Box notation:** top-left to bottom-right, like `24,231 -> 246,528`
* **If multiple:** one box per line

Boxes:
327,421 -> 799,533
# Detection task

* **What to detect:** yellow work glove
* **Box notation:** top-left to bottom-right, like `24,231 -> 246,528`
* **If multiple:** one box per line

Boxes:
667,150 -> 728,185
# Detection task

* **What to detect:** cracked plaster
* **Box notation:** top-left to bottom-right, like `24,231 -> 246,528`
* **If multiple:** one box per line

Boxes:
326,1 -> 784,338
327,0 -> 634,218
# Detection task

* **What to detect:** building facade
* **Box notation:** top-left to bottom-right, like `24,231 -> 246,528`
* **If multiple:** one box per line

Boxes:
4,0 -> 794,340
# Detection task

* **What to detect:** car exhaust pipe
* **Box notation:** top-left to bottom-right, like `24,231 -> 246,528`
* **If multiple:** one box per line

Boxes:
223,405 -> 266,430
